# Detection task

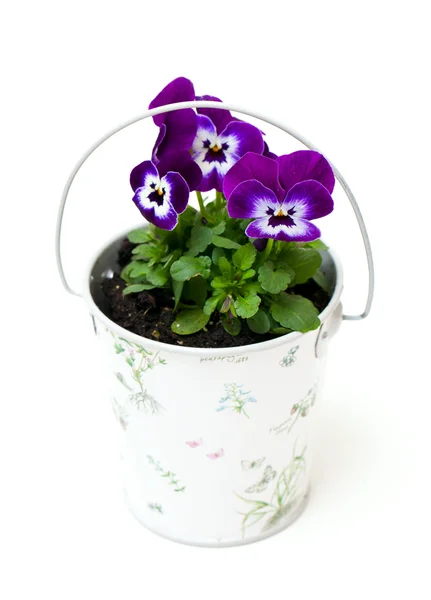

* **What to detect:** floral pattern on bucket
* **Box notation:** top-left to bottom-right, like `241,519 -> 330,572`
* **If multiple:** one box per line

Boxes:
216,383 -> 257,418
279,345 -> 299,367
270,387 -> 317,436
109,330 -> 166,416
237,444 -> 307,535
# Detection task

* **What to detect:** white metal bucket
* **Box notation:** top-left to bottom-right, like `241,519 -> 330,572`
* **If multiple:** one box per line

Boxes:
56,101 -> 374,546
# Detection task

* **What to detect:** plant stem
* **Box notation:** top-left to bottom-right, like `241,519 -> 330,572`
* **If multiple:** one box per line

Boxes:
215,191 -> 224,212
196,191 -> 208,219
258,238 -> 274,265
176,217 -> 183,241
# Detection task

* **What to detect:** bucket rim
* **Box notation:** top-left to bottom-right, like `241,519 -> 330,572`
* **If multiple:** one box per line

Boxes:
82,226 -> 344,356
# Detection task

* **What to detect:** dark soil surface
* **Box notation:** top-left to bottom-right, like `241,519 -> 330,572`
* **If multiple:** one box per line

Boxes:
99,239 -> 330,348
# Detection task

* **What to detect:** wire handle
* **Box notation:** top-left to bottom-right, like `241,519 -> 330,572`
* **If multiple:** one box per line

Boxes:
56,100 -> 374,320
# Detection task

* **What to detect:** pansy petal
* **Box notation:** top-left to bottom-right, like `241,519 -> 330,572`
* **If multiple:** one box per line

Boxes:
220,122 -> 264,161
227,180 -> 279,219
223,152 -> 283,200
149,77 -> 195,126
263,141 -> 278,160
245,216 -> 321,242
196,95 -> 235,134
161,171 -> 190,214
152,110 -> 198,161
284,180 -> 334,220
130,161 -> 159,192
132,188 -> 178,231
157,151 -> 202,191
277,150 -> 335,193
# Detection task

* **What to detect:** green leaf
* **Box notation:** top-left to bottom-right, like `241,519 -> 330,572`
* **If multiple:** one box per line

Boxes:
172,280 -> 184,311
240,269 -> 255,280
234,294 -> 261,319
217,256 -> 233,279
211,234 -> 241,250
210,276 -> 228,290
186,224 -> 213,257
282,248 -> 322,284
179,205 -> 198,227
211,247 -> 226,265
127,229 -> 153,244
121,261 -> 149,282
270,293 -> 320,332
170,256 -> 212,282
123,283 -> 155,295
313,269 -> 331,293
171,308 -> 210,335
232,243 -> 257,270
220,313 -> 241,336
203,292 -> 225,316
305,239 -> 328,250
183,276 -> 208,307
146,264 -> 168,286
258,261 -> 294,294
247,309 -> 271,334
211,221 -> 226,235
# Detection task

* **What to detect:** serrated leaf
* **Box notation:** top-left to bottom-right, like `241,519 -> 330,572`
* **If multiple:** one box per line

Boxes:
171,308 -> 210,335
232,243 -> 257,270
247,310 -> 271,334
241,269 -> 255,280
146,264 -> 168,286
210,276 -> 228,290
282,248 -> 322,284
211,234 -> 241,250
258,261 -> 294,294
123,283 -> 155,295
270,293 -> 320,333
128,229 -> 153,244
170,256 -> 212,282
121,261 -> 149,282
186,224 -> 213,257
221,313 -> 241,336
203,292 -> 225,316
217,256 -> 233,279
234,294 -> 261,319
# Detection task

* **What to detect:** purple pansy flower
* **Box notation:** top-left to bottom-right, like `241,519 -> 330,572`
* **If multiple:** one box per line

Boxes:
192,114 -> 265,192
130,161 -> 189,231
225,152 -> 335,242
149,78 -> 265,193
149,77 -> 201,190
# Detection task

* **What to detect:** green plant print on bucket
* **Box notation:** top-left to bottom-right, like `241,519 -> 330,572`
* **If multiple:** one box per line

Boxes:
237,444 -> 307,535
216,383 -> 257,418
147,455 -> 186,493
269,387 -> 316,436
110,330 -> 167,415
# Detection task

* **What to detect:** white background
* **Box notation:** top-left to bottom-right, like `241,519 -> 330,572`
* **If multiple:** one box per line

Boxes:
1,1 -> 430,598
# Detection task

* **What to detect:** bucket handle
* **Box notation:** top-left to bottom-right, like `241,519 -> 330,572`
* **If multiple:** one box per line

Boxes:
56,100 -> 374,321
